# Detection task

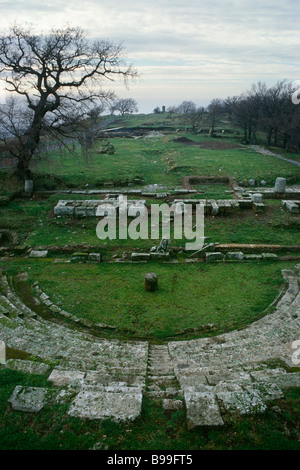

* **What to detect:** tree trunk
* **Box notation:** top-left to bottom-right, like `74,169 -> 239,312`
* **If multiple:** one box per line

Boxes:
15,115 -> 43,181
267,129 -> 272,146
274,128 -> 278,147
16,156 -> 33,180
285,135 -> 291,151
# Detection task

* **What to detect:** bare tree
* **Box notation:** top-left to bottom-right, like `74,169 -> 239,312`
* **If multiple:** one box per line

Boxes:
166,105 -> 178,118
223,81 -> 300,150
111,98 -> 138,117
177,100 -> 197,115
207,98 -> 223,137
87,103 -> 107,127
185,106 -> 205,133
0,24 -> 136,179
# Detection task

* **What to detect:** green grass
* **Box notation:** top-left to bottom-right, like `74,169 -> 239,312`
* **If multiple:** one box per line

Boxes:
27,132 -> 300,189
205,200 -> 300,245
0,259 -> 290,340
188,183 -> 235,199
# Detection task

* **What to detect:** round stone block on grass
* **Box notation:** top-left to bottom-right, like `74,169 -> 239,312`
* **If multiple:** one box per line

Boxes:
144,272 -> 158,292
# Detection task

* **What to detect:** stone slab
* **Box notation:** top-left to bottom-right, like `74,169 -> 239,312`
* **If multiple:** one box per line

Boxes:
162,398 -> 184,412
48,369 -> 86,386
206,252 -> 225,262
217,390 -> 267,415
5,359 -> 50,375
68,387 -> 143,422
243,382 -> 284,401
244,254 -> 262,260
263,372 -> 300,389
88,253 -> 102,262
184,391 -> 224,428
226,251 -> 244,261
131,253 -> 150,261
29,250 -> 48,258
150,253 -> 170,260
8,386 -> 55,412
261,253 -> 278,261
284,201 -> 300,213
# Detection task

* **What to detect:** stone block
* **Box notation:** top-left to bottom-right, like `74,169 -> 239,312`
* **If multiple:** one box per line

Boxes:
24,180 -> 34,194
206,252 -> 225,262
29,250 -> 48,258
68,386 -> 143,422
252,193 -> 263,203
285,201 -> 299,213
261,253 -> 278,261
88,253 -> 102,262
131,253 -> 150,261
217,390 -> 267,415
184,391 -> 224,428
54,201 -> 74,216
71,253 -> 89,262
8,386 -> 55,413
253,202 -> 265,213
144,272 -> 158,291
5,359 -> 50,375
274,177 -> 286,193
237,199 -> 253,209
243,382 -> 284,401
226,251 -> 244,261
74,206 -> 87,217
162,399 -> 184,412
48,369 -> 85,386
150,252 -> 170,261
244,254 -> 262,260
265,372 -> 300,389
211,201 -> 219,215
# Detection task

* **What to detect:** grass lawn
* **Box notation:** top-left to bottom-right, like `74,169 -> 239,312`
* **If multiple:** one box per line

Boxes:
0,258 -> 291,340
28,133 -> 300,189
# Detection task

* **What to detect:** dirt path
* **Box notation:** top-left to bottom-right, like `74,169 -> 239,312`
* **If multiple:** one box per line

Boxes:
249,145 -> 300,168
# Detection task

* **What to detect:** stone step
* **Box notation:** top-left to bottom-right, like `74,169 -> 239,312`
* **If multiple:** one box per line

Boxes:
0,276 -> 37,318
144,388 -> 183,399
0,294 -> 21,317
148,375 -> 179,386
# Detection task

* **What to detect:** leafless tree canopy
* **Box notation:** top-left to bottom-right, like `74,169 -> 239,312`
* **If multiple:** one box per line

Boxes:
225,81 -> 300,150
110,98 -> 138,116
0,24 -> 137,179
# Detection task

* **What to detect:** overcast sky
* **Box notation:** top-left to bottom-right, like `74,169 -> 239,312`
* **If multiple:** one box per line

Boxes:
0,0 -> 299,113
